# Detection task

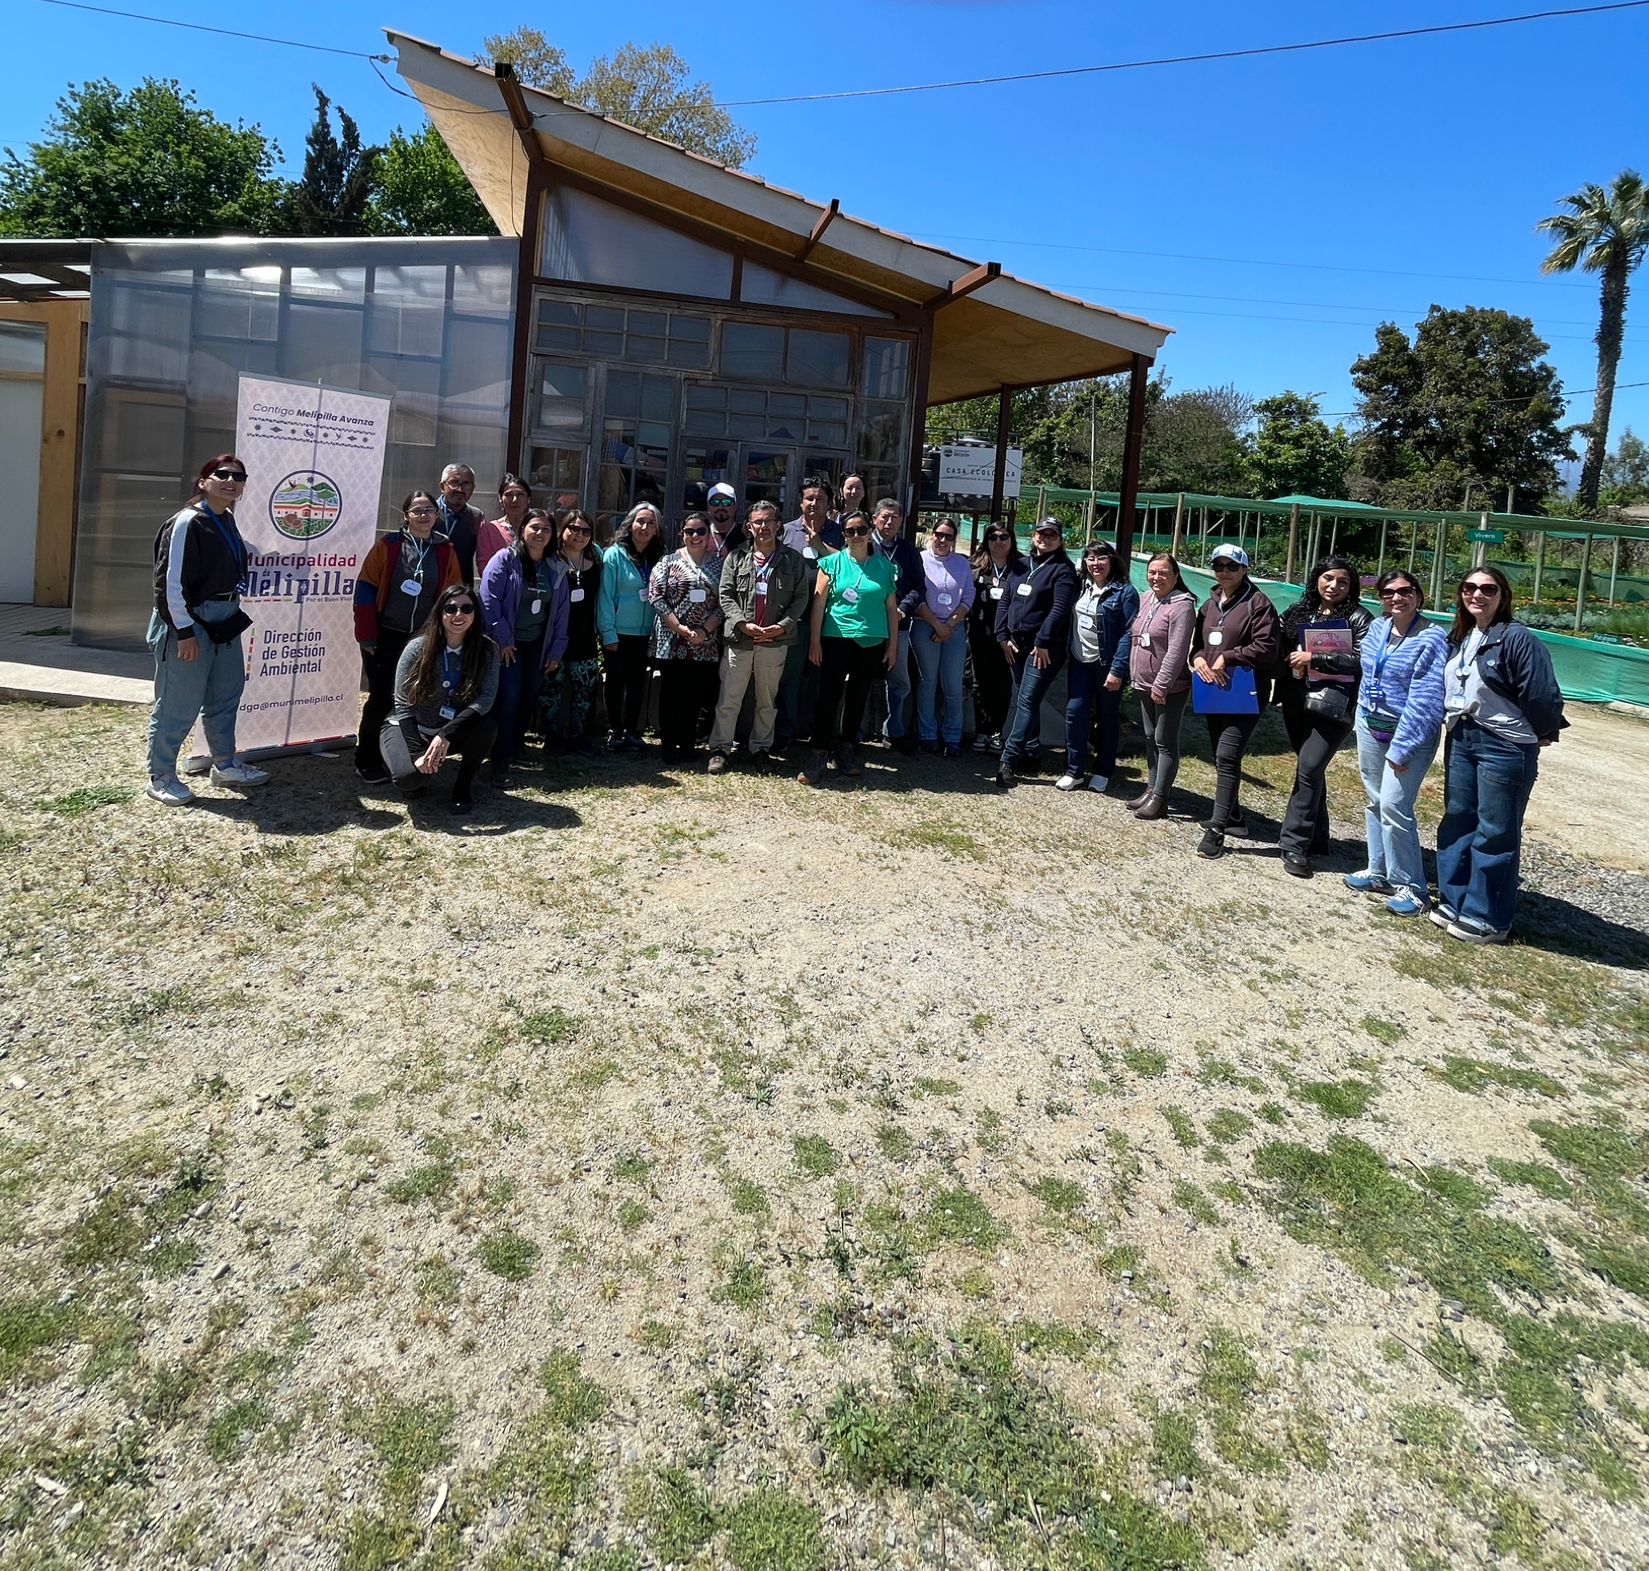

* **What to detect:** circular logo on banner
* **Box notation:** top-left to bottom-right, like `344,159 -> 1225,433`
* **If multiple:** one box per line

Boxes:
270,471 -> 344,540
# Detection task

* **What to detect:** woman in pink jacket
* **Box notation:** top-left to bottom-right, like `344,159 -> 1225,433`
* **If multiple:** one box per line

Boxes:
1125,553 -> 1198,820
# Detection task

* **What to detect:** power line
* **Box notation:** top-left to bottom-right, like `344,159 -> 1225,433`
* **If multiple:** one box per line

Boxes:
31,0 -> 391,59
913,232 -> 1595,292
1318,378 -> 1649,417
719,1 -> 1649,106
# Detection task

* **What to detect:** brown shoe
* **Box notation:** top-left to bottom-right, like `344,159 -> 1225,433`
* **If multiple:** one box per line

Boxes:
1133,792 -> 1167,820
1124,788 -> 1152,810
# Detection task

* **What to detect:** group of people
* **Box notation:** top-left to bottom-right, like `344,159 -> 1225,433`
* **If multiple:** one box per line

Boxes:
146,456 -> 1566,941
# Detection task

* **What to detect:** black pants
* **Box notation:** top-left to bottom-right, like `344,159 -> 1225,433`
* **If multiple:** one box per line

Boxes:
659,660 -> 719,753
1138,688 -> 1190,797
969,627 -> 1012,736
603,635 -> 650,735
381,711 -> 497,795
1206,711 -> 1261,830
357,627 -> 413,773
812,636 -> 885,751
1279,708 -> 1352,856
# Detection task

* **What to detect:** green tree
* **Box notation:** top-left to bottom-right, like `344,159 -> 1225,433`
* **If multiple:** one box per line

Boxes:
1601,427 -> 1649,507
1242,391 -> 1352,500
1537,170 -> 1649,512
481,30 -> 756,168
1348,306 -> 1571,513
365,124 -> 495,236
1143,383 -> 1252,494
0,77 -> 283,237
277,86 -> 377,237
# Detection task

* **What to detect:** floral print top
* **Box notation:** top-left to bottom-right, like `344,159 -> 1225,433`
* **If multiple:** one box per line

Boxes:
646,548 -> 725,661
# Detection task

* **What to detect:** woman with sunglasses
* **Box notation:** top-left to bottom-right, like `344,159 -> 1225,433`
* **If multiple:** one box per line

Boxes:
1346,569 -> 1448,915
1433,567 -> 1566,942
1058,541 -> 1138,794
382,584 -> 500,816
968,525 -> 1023,750
474,472 -> 533,579
146,454 -> 268,804
1190,546 -> 1280,857
542,510 -> 602,749
647,510 -> 725,764
353,490 -> 463,785
995,518 -> 1079,788
597,503 -> 664,749
910,519 -> 975,756
479,507 -> 569,785
1275,555 -> 1371,877
798,511 -> 899,785
1126,552 -> 1197,821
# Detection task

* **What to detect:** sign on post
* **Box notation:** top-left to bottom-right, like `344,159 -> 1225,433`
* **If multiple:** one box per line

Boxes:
937,443 -> 1023,500
1467,528 -> 1505,544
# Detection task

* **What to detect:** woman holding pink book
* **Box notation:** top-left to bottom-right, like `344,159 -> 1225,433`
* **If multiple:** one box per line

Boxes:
1276,556 -> 1370,878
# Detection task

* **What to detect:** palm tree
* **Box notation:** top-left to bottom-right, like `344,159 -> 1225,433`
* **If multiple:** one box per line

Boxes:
1538,170 -> 1649,513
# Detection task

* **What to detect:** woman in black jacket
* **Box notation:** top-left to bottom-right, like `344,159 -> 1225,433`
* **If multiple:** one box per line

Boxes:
1276,556 -> 1371,877
1433,566 -> 1566,943
993,518 -> 1079,788
968,524 -> 1024,751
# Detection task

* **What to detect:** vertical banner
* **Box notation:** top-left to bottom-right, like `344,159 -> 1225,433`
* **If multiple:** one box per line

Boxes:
198,376 -> 391,755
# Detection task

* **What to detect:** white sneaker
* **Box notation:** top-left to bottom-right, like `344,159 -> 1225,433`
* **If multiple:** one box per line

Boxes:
1087,774 -> 1110,794
147,774 -> 195,806
211,760 -> 270,787
1055,773 -> 1082,792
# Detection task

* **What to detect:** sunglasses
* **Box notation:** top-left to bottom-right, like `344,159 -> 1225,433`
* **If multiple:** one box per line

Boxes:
843,525 -> 871,538
212,468 -> 248,482
1462,582 -> 1501,596
1379,586 -> 1417,598
932,532 -> 957,542
562,524 -> 591,535
443,607 -> 476,620
985,533 -> 1010,542
683,527 -> 709,537
1211,561 -> 1243,571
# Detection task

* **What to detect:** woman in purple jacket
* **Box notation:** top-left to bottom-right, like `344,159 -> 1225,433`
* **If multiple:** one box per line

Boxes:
479,509 -> 570,786
1125,553 -> 1197,820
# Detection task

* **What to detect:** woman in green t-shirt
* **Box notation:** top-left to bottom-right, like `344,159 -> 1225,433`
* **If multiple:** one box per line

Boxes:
798,511 -> 898,785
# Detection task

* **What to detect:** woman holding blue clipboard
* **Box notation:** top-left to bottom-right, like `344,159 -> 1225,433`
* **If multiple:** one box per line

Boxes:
1190,546 -> 1280,859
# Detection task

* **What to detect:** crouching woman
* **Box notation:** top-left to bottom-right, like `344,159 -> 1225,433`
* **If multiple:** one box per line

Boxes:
383,584 -> 500,816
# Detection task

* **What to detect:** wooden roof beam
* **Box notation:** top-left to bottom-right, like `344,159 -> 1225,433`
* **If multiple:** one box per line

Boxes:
796,198 -> 839,263
928,261 -> 1000,311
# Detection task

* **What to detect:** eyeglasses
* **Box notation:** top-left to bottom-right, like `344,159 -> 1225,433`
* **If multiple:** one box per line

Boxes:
1379,585 -> 1417,599
443,603 -> 476,616
406,507 -> 438,518
843,525 -> 871,538
211,468 -> 248,482
683,527 -> 709,537
1462,582 -> 1501,597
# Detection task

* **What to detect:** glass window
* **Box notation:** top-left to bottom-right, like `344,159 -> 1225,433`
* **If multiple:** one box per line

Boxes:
729,387 -> 765,415
862,337 -> 911,399
770,393 -> 805,420
855,399 -> 906,467
807,421 -> 848,447
810,395 -> 849,421
527,446 -> 583,504
640,375 -> 674,422
681,446 -> 733,508
787,329 -> 850,388
605,370 -> 640,419
584,329 -> 623,356
629,309 -> 668,336
586,304 -> 625,331
533,361 -> 588,432
540,186 -> 734,299
194,270 -> 279,343
629,336 -> 666,364
721,322 -> 783,381
670,315 -> 710,343
667,338 -> 708,369
739,261 -> 891,318
0,321 -> 47,375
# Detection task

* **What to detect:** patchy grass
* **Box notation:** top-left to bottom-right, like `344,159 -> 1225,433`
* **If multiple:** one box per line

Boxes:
476,1230 -> 541,1282
724,1487 -> 825,1571
538,1350 -> 606,1428
1432,1056 -> 1567,1099
792,1133 -> 841,1179
38,784 -> 133,818
1290,1078 -> 1380,1120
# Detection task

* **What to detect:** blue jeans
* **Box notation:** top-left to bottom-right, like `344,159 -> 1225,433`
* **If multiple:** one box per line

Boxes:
1355,717 -> 1439,899
1064,659 -> 1123,777
491,636 -> 547,773
1002,645 -> 1065,766
880,626 -> 913,739
1435,721 -> 1539,935
146,601 -> 247,779
910,621 -> 966,745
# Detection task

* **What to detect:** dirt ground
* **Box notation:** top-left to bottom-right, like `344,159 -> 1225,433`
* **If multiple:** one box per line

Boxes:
0,698 -> 1645,1571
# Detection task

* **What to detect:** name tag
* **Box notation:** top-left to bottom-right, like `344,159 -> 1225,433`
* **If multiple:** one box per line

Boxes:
569,587 -> 585,602
439,705 -> 456,720
1016,583 -> 1033,597
689,588 -> 707,604
841,587 -> 859,605
936,592 -> 953,607
530,597 -> 543,615
990,586 -> 1003,600
400,579 -> 422,596
1140,631 -> 1153,648
803,547 -> 818,561
1209,629 -> 1225,647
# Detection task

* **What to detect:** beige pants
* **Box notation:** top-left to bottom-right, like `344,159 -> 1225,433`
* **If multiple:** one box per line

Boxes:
709,643 -> 789,753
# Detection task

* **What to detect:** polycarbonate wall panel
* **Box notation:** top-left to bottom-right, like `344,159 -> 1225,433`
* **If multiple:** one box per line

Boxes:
74,236 -> 517,649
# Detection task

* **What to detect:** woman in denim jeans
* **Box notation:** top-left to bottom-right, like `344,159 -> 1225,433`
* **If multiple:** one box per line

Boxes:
1347,569 -> 1448,916
1057,541 -> 1138,795
1433,567 -> 1566,943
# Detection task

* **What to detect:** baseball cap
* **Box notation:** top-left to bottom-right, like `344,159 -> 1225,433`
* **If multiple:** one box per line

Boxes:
1032,517 -> 1063,535
708,483 -> 736,503
1210,545 -> 1250,567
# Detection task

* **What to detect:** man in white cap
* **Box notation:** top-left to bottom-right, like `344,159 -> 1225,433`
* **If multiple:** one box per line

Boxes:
706,484 -> 746,558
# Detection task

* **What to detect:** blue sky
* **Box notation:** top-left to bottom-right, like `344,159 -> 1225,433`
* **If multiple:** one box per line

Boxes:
10,0 -> 1649,461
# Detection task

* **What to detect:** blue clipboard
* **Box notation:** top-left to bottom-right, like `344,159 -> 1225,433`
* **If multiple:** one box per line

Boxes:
1191,665 -> 1258,715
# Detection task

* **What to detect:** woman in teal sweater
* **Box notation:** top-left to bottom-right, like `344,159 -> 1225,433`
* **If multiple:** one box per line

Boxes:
597,503 -> 664,749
